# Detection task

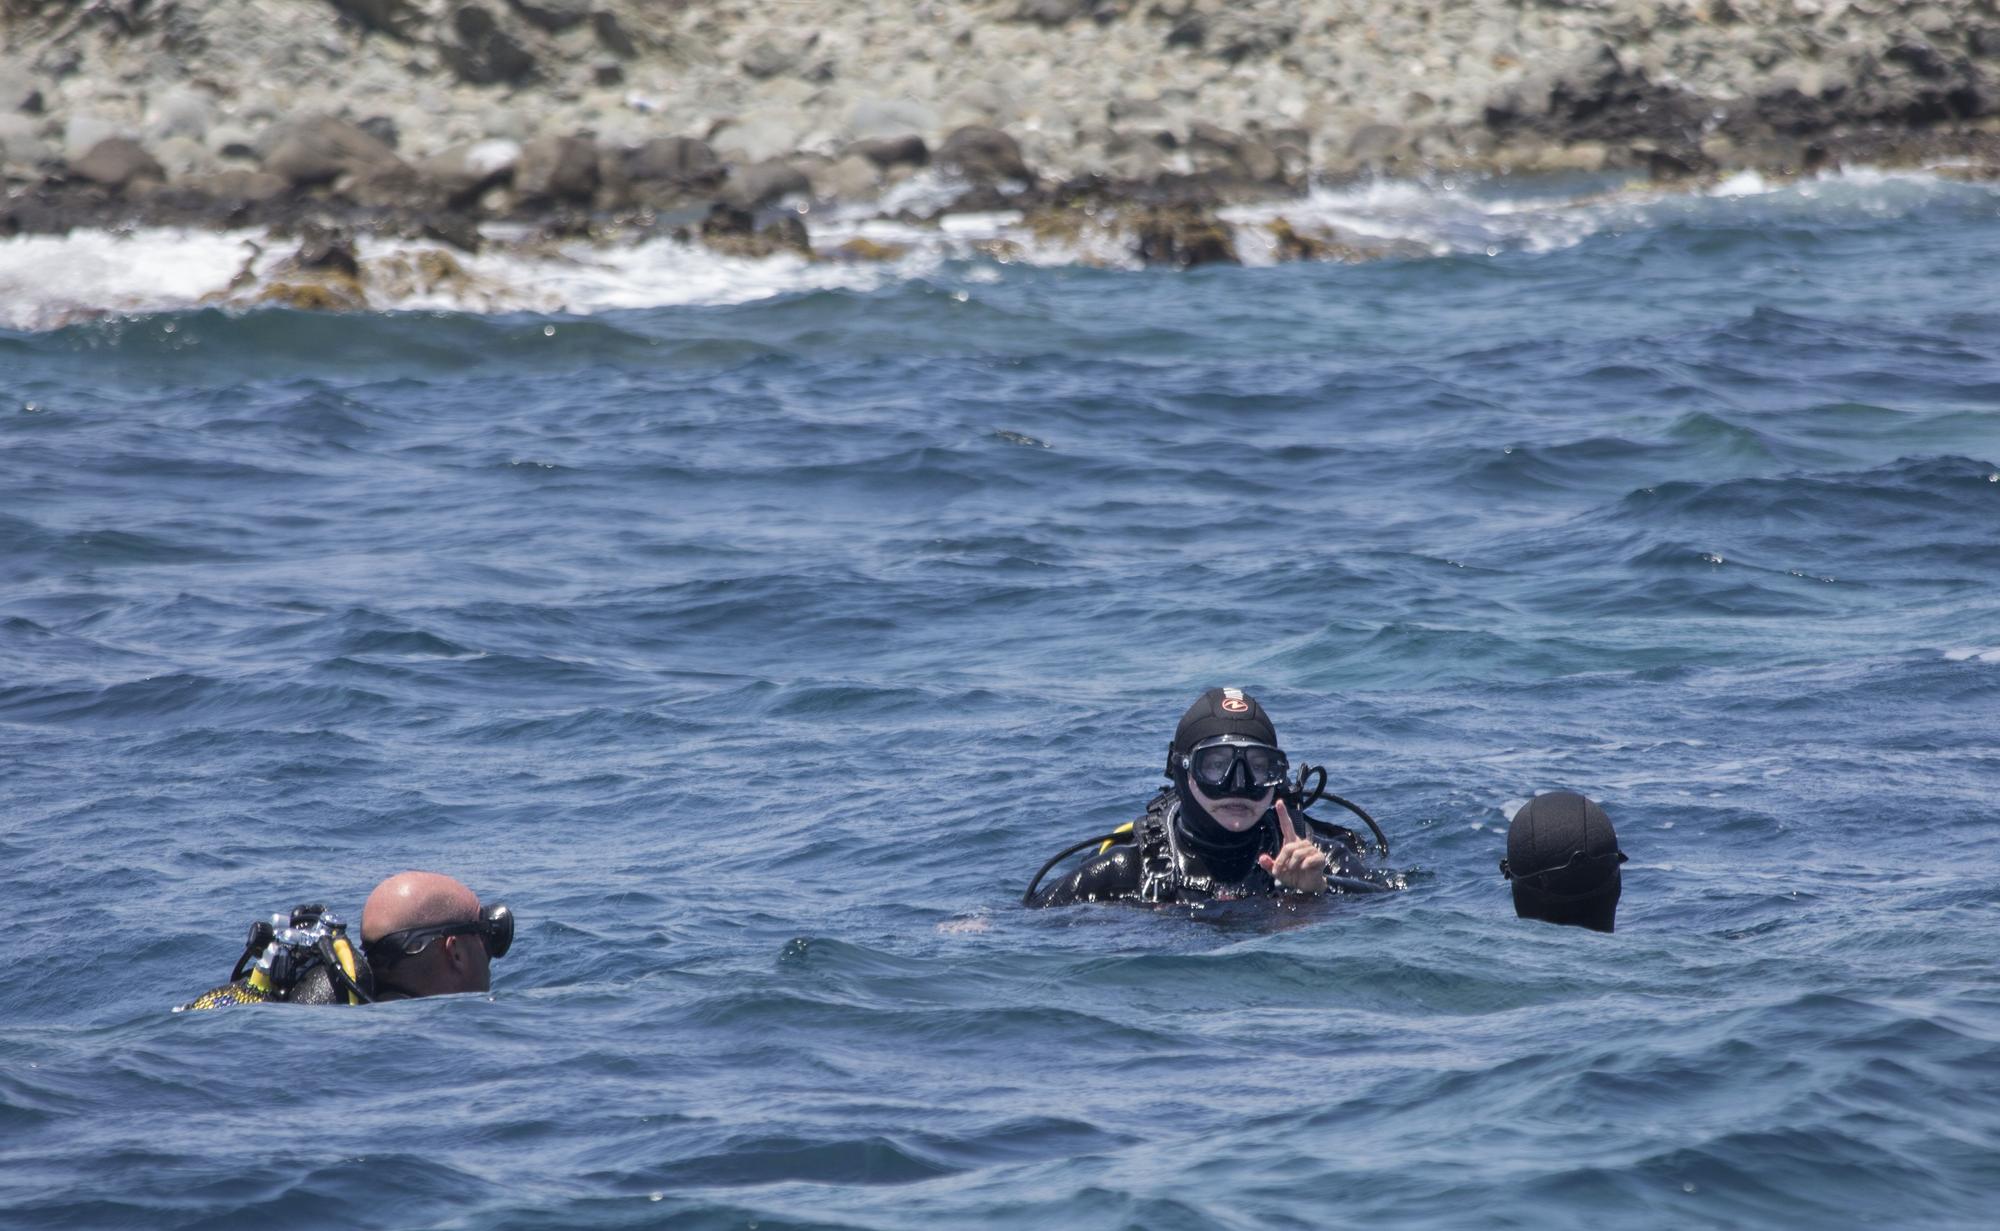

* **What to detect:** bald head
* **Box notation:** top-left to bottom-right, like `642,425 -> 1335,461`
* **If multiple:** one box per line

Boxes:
362,871 -> 480,943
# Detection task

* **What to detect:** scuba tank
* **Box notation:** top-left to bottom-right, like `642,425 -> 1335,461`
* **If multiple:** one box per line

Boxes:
176,903 -> 376,1011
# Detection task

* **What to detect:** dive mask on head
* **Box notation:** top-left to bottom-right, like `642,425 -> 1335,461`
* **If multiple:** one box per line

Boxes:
365,902 -> 514,968
1180,736 -> 1289,799
1500,850 -> 1627,897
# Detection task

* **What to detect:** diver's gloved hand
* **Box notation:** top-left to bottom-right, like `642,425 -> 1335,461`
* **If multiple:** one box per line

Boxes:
1258,799 -> 1329,893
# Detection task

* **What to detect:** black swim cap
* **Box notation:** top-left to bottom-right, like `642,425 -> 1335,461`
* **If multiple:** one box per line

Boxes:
1173,687 -> 1278,755
1503,791 -> 1626,932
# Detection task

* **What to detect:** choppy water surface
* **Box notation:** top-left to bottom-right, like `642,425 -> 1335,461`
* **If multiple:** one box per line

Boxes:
4,172 -> 1998,1229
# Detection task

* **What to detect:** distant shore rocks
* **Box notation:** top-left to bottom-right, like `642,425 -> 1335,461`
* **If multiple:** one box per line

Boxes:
1,0 -> 1998,268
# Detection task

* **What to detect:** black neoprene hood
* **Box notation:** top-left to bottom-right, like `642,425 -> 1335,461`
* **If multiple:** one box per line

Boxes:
1506,791 -> 1622,894
1173,686 -> 1279,754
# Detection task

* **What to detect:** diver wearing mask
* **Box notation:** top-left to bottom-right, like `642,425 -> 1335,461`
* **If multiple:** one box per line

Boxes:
1026,687 -> 1391,906
177,871 -> 514,1010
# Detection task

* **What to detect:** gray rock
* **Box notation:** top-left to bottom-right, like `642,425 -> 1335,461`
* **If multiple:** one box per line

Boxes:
1132,205 -> 1238,267
506,0 -> 589,32
476,104 -> 530,141
63,116 -> 131,162
1860,41 -> 1990,124
1108,95 -> 1167,123
208,124 -> 258,162
68,137 -> 165,192
626,135 -> 724,186
444,5 -> 538,86
700,203 -> 811,259
724,158 -> 811,209
944,81 -> 1017,128
263,115 -> 404,187
327,0 -> 421,38
423,138 -> 522,199
1483,44 -> 1702,146
1097,128 -> 1171,181
593,10 -> 638,59
810,152 -> 881,199
291,223 -> 362,279
0,115 -> 52,169
848,134 -> 928,169
515,133 -> 598,202
1167,6 -> 1297,63
150,136 -> 218,180
1186,121 -> 1282,183
185,168 -> 290,204
146,88 -> 214,143
359,115 -> 401,151
1014,0 -> 1086,25
422,213 -> 485,254
710,114 -> 804,164
938,125 -> 1031,184
846,97 -> 939,143
1346,123 -> 1412,164
34,46 -> 81,81
0,63 -> 43,115
741,32 -> 818,80
345,161 -> 444,209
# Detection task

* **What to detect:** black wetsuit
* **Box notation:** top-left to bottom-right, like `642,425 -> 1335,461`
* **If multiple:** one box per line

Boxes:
1032,787 -> 1366,906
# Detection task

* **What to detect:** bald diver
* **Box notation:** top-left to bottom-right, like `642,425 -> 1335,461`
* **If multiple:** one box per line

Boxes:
1025,687 -> 1396,907
177,871 -> 513,1010
1501,791 -> 1627,932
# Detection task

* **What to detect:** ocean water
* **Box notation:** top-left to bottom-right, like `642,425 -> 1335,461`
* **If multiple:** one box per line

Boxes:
3,170 -> 1998,1229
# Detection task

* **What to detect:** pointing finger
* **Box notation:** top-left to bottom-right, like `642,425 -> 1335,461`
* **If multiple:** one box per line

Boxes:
1275,798 -> 1300,845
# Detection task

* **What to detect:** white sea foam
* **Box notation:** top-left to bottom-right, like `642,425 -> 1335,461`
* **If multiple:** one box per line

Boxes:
418,233 -> 892,314
0,229 -> 259,331
1706,170 -> 1775,197
1943,647 -> 2000,663
0,167 -> 1986,329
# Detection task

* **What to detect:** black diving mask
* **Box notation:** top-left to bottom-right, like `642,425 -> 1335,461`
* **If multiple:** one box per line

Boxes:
1181,736 -> 1289,798
366,903 -> 514,968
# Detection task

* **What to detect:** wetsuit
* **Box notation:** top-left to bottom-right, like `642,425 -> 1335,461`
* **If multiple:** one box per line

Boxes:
180,963 -> 356,1009
1032,787 -> 1366,906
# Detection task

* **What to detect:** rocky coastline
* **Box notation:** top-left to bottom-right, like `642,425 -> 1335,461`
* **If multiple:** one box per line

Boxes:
4,0 -> 1999,295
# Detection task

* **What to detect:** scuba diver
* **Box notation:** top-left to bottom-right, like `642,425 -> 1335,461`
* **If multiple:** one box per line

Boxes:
177,871 -> 513,1010
1500,792 -> 1627,933
1025,687 -> 1395,907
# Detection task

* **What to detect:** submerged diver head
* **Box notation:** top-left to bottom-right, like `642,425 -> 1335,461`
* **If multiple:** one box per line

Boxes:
1502,792 -> 1627,933
361,871 -> 511,999
1168,687 -> 1289,846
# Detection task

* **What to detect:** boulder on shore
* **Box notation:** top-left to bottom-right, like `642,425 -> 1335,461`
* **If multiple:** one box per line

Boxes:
849,134 -> 928,170
938,125 -> 1032,185
443,4 -> 538,86
262,115 -> 404,188
698,202 -> 811,259
1131,205 -> 1238,268
723,158 -> 810,209
422,139 -> 522,203
67,137 -> 164,193
626,136 -> 725,188
514,133 -> 598,203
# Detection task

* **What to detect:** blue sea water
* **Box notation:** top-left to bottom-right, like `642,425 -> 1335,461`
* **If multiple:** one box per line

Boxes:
3,172 -> 1999,1229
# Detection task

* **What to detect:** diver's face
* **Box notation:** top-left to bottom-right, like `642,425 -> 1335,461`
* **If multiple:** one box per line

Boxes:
1187,776 -> 1275,832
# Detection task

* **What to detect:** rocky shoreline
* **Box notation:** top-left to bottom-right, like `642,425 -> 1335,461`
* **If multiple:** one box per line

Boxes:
4,0 -> 1999,288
